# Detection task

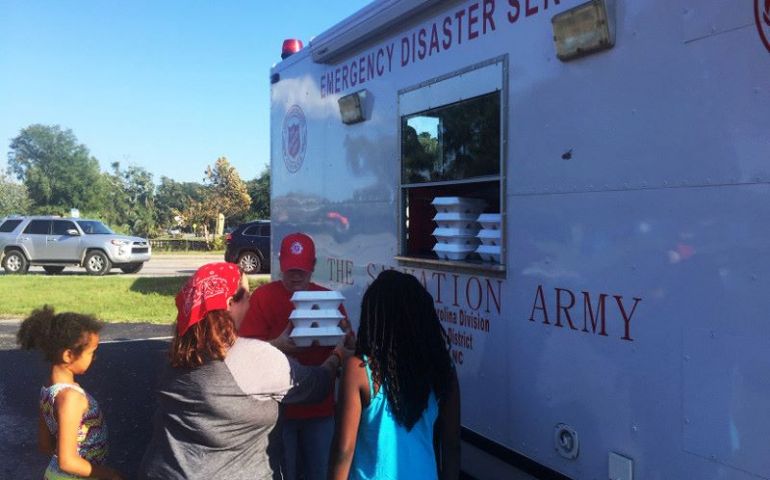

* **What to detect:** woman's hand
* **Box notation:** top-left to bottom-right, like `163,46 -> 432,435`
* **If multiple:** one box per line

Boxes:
270,323 -> 298,354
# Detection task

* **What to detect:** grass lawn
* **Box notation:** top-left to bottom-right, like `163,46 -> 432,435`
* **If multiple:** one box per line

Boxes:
0,276 -> 267,323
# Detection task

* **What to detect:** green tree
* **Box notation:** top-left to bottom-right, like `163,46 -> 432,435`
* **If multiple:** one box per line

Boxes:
155,176 -> 205,230
0,171 -> 31,216
203,156 -> 251,223
247,166 -> 270,220
172,199 -> 217,238
98,162 -> 156,236
8,125 -> 103,212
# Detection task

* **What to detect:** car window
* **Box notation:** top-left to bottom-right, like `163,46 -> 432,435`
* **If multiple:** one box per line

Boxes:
76,220 -> 113,234
23,220 -> 50,235
242,225 -> 259,236
259,225 -> 271,236
52,220 -> 77,236
0,219 -> 22,233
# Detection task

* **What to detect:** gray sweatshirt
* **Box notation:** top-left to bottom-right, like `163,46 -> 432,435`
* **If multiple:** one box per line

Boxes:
138,337 -> 331,479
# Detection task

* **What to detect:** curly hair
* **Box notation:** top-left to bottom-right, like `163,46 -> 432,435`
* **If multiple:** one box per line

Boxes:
17,306 -> 103,363
356,270 -> 454,430
169,309 -> 237,369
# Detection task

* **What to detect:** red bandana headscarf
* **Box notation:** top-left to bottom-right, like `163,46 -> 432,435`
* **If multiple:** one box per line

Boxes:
175,262 -> 242,336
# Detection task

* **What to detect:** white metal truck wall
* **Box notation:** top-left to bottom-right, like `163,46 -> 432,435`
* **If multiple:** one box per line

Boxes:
270,1 -> 770,478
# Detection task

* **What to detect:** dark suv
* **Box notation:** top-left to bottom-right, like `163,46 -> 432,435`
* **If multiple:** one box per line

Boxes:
225,220 -> 270,274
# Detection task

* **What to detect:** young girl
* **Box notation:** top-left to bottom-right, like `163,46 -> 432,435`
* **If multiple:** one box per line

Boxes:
17,306 -> 122,480
329,270 -> 461,480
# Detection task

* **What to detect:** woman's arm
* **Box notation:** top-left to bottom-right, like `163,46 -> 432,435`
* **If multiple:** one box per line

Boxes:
328,355 -> 367,480
437,371 -> 461,480
38,410 -> 54,455
55,389 -> 123,480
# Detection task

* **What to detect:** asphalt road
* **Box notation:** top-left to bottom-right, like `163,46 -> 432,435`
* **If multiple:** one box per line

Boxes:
22,253 -> 229,277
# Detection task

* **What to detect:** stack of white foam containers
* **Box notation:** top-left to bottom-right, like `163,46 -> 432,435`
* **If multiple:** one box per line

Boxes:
289,291 -> 346,347
432,197 -> 486,261
476,213 -> 502,263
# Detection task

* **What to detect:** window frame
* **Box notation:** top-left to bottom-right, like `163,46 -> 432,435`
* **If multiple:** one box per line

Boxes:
396,57 -> 508,276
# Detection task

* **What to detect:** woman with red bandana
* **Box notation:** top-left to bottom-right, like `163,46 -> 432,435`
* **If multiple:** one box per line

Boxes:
138,262 -> 349,480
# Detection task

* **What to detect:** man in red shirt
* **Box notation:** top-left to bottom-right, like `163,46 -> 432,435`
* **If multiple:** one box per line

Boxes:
239,232 -> 348,480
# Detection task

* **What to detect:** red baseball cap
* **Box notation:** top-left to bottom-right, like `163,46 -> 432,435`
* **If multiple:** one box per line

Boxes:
279,232 -> 316,272
175,262 -> 242,336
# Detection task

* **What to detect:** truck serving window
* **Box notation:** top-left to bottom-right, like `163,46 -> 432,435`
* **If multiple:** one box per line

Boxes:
398,59 -> 504,271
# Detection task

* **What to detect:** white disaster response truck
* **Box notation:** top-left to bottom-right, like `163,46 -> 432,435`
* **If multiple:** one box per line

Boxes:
268,1 -> 770,478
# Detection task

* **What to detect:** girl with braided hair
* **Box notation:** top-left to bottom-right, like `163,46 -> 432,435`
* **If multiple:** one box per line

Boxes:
329,270 -> 460,480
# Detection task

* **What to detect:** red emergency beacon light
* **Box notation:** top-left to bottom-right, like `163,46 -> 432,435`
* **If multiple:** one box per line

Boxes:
281,39 -> 303,59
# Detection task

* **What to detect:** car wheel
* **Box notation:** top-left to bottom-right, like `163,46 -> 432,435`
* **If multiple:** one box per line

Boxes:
43,266 -> 65,275
120,263 -> 144,274
2,250 -> 29,274
237,251 -> 261,274
84,250 -> 112,276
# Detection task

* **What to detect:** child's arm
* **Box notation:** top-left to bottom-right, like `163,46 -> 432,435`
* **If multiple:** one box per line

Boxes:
55,389 -> 123,480
437,371 -> 461,480
37,410 -> 55,455
328,355 -> 367,480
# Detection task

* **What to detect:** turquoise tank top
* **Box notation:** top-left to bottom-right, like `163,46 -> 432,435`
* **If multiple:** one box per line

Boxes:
350,356 -> 439,480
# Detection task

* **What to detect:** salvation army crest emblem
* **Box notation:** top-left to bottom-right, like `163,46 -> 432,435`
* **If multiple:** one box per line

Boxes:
282,105 -> 307,173
756,0 -> 770,52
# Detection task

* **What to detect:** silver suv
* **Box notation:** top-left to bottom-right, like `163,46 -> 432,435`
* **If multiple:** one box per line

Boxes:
0,216 -> 151,275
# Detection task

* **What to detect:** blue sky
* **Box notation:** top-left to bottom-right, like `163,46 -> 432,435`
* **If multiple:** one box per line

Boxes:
0,1 -> 369,183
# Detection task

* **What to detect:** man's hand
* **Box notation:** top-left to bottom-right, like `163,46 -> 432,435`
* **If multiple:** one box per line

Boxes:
335,333 -> 355,360
338,316 -> 356,350
270,323 -> 299,354
343,329 -> 356,350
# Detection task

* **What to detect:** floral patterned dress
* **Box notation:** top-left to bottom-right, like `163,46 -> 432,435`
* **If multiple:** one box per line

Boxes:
40,383 -> 108,480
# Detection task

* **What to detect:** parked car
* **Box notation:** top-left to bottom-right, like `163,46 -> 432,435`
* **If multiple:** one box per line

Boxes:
0,216 -> 152,275
224,220 -> 270,274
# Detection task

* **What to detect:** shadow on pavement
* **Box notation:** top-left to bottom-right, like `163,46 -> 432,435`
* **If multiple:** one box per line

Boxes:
0,339 -> 169,479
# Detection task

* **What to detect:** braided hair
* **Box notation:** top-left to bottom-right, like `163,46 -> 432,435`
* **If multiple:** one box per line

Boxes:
17,305 -> 103,363
356,270 -> 454,430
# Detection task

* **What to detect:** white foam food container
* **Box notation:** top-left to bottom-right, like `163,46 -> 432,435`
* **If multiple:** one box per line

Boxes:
432,196 -> 487,214
434,235 -> 480,246
477,213 -> 502,230
289,309 -> 345,329
290,326 -> 345,347
477,228 -> 502,246
476,244 -> 502,263
433,243 -> 477,261
290,290 -> 345,310
432,226 -> 479,238
433,212 -> 481,230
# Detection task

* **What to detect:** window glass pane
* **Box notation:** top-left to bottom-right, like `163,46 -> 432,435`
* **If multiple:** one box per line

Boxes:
76,221 -> 113,234
52,220 -> 76,235
24,220 -> 50,235
402,92 -> 500,184
243,226 -> 258,236
0,219 -> 22,233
